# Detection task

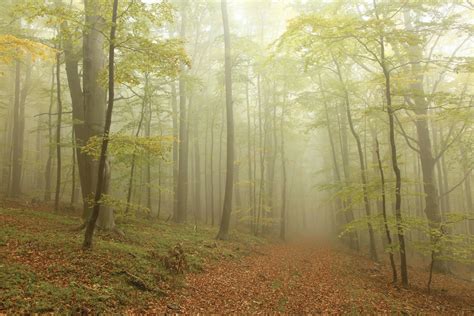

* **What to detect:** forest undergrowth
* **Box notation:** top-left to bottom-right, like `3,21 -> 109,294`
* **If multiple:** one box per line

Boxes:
1,202 -> 473,314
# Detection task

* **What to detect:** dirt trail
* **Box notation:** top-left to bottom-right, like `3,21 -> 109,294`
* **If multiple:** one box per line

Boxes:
145,242 -> 474,314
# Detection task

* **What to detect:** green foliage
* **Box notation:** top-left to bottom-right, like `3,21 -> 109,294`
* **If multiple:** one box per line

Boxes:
81,133 -> 173,162
340,212 -> 474,264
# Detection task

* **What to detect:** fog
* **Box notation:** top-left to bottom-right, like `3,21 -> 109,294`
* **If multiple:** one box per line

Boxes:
1,0 -> 473,313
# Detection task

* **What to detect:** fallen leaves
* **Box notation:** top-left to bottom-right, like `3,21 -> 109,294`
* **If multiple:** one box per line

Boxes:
141,241 -> 474,314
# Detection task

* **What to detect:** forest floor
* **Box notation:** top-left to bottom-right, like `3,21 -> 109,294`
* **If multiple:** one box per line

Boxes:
1,202 -> 474,314
143,242 -> 474,314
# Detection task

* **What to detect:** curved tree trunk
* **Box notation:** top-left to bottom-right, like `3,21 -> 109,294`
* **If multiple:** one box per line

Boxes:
334,58 -> 378,261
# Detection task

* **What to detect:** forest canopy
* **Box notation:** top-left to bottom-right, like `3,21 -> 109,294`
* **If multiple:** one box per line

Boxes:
0,0 -> 473,313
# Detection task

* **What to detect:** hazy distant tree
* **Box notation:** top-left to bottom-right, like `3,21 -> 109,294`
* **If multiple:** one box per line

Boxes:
175,2 -> 189,223
217,0 -> 235,240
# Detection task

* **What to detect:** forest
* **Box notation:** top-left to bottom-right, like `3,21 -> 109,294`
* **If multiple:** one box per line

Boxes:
1,0 -> 473,313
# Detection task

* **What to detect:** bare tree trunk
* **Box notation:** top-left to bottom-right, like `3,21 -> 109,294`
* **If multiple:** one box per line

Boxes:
234,161 -> 242,215
338,101 -> 359,251
10,60 -> 31,197
460,147 -> 473,234
171,82 -> 179,218
218,106 -> 224,218
334,59 -> 377,261
42,66 -> 55,201
257,75 -> 266,235
73,0 -> 115,230
9,61 -> 21,197
210,106 -> 215,226
194,111 -> 202,223
204,108 -> 210,224
265,87 -> 277,232
83,0 -> 118,248
403,11 -> 447,273
280,99 -> 287,241
245,67 -> 255,232
176,4 -> 189,223
439,128 -> 450,213
125,83 -> 148,213
375,137 -> 397,282
318,75 -> 346,238
217,0 -> 235,240
70,128 -> 77,206
381,39 -> 408,287
145,90 -> 152,214
54,52 -> 63,211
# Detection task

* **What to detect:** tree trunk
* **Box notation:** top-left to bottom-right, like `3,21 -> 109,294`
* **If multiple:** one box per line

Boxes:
338,100 -> 359,251
403,11 -> 447,273
54,52 -> 63,211
217,0 -> 235,240
257,75 -> 266,235
318,74 -> 346,237
381,45 -> 408,287
10,59 -> 30,197
125,84 -> 148,213
78,0 -> 115,229
171,82 -> 179,218
70,128 -> 77,206
83,0 -> 119,248
210,105 -> 215,226
193,110 -> 202,223
175,5 -> 189,223
245,67 -> 255,232
204,108 -> 210,224
9,61 -> 21,197
375,137 -> 398,282
280,99 -> 287,241
334,59 -> 378,261
145,88 -> 153,214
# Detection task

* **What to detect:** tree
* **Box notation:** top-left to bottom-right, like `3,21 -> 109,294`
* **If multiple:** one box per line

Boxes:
216,0 -> 235,240
175,2 -> 189,223
83,0 -> 119,249
54,51 -> 62,211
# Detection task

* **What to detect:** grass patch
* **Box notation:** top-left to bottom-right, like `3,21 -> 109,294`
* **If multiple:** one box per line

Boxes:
0,207 -> 264,313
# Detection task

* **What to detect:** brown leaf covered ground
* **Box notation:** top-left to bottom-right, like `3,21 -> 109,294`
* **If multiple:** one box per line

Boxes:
1,204 -> 473,314
142,242 -> 474,314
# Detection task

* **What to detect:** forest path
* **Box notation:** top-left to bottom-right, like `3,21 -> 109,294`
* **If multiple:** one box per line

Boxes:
145,241 -> 474,314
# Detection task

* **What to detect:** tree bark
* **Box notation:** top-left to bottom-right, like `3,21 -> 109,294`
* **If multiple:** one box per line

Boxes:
375,137 -> 398,282
403,10 -> 447,273
125,81 -> 148,213
193,105 -> 202,223
280,98 -> 287,241
245,67 -> 255,232
10,59 -> 31,197
171,82 -> 179,218
175,4 -> 189,223
381,43 -> 408,287
334,58 -> 378,261
83,0 -> 119,248
54,52 -> 63,212
338,100 -> 359,251
9,61 -> 21,197
217,0 -> 235,240
82,0 -> 115,229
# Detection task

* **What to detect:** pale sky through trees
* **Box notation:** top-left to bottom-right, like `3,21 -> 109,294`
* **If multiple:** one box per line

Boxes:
0,0 -> 473,313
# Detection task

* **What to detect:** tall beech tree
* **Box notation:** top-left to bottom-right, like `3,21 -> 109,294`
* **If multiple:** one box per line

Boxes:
83,0 -> 119,249
217,0 -> 235,240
